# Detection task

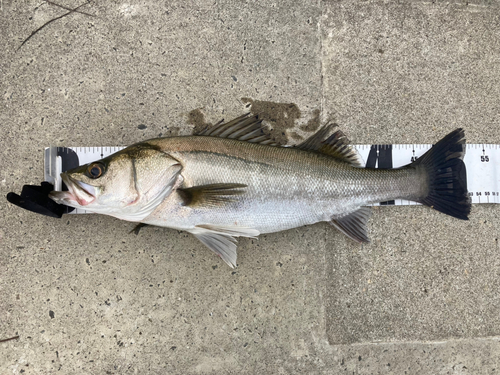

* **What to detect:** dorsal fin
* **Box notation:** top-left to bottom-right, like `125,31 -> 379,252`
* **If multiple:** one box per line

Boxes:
297,125 -> 362,167
195,113 -> 279,146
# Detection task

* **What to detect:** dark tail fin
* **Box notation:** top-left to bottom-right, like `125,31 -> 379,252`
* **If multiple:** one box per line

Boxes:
411,128 -> 471,220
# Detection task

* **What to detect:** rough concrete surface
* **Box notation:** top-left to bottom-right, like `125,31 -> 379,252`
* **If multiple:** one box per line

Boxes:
1,0 -> 499,374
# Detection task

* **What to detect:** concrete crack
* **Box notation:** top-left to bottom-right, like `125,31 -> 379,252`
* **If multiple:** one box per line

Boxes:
17,1 -> 95,51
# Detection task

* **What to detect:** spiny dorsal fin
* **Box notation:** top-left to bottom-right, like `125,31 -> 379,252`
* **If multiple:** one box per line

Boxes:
329,207 -> 372,243
178,183 -> 247,207
195,113 -> 278,146
297,125 -> 363,167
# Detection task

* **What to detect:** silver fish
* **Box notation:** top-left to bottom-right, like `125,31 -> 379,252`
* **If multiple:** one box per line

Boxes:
49,114 -> 471,267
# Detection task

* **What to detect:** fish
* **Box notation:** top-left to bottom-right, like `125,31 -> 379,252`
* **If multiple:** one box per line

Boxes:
49,114 -> 471,267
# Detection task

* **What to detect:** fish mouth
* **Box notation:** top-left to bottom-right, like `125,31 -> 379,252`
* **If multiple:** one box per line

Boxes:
49,173 -> 96,207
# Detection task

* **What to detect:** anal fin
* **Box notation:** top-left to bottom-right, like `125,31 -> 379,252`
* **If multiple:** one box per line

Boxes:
330,207 -> 372,243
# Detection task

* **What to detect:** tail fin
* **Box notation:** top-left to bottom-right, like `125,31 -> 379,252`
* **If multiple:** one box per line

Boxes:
411,128 -> 471,220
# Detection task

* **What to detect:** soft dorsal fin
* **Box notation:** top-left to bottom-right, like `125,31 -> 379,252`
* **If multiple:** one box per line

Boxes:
297,125 -> 362,167
195,113 -> 278,146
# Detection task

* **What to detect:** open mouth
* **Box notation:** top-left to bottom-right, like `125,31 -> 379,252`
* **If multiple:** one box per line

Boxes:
49,174 -> 96,207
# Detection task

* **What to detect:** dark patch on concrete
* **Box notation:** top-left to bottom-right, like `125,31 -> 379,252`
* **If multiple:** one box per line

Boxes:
288,131 -> 304,142
167,127 -> 180,137
187,109 -> 212,134
49,310 -> 55,319
159,127 -> 181,138
241,98 -> 301,145
300,108 -> 321,132
137,124 -> 147,130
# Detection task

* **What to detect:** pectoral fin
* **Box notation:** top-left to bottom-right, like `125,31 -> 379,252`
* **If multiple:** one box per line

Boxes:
330,207 -> 372,243
190,224 -> 260,268
178,183 -> 247,207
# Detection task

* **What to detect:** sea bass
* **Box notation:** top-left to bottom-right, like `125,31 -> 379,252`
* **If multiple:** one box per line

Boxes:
49,114 -> 471,267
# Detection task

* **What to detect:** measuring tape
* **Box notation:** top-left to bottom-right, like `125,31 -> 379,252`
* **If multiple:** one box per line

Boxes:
44,143 -> 499,214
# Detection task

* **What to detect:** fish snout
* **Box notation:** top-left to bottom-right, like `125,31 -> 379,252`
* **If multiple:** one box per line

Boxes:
58,173 -> 97,206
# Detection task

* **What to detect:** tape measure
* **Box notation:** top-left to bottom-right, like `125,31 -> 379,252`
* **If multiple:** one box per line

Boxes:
43,143 -> 499,214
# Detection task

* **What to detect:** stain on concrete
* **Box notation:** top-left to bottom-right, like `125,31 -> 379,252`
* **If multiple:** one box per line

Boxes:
167,127 -> 180,137
241,98 -> 301,145
158,126 -> 180,137
288,131 -> 304,141
187,108 -> 212,134
300,108 -> 321,132
186,104 -> 320,144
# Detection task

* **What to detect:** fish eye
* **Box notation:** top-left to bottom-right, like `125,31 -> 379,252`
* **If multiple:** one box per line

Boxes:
86,163 -> 105,179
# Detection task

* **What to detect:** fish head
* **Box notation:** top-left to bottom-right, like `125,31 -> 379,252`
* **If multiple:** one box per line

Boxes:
49,143 -> 182,221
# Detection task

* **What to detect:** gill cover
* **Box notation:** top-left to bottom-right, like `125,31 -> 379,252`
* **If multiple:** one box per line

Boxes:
113,145 -> 183,221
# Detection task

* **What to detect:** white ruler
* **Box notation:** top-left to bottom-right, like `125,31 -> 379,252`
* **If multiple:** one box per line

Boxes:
44,144 -> 500,214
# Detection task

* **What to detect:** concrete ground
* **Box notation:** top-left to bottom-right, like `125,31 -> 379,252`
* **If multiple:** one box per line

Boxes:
1,0 -> 499,373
